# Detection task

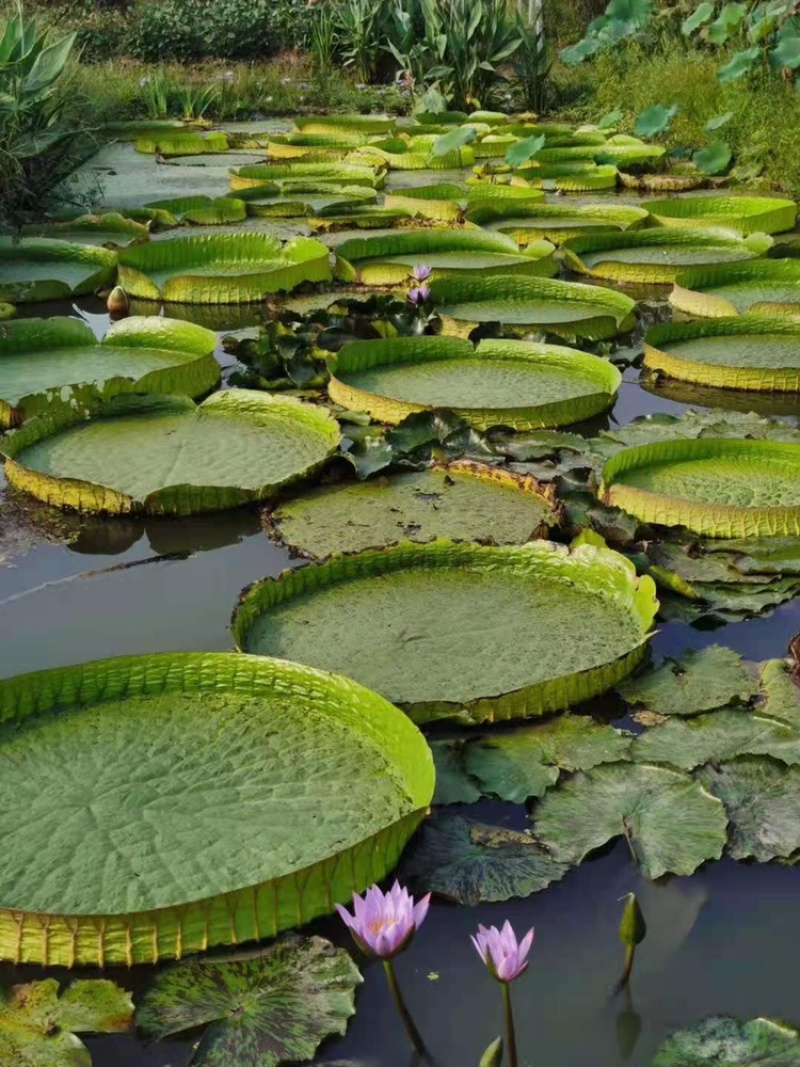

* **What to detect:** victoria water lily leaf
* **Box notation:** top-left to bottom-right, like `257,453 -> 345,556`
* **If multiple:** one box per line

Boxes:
399,814 -> 569,904
534,762 -> 727,878
644,315 -> 800,391
465,201 -> 649,245
653,1016 -> 800,1066
0,316 -> 219,428
266,463 -> 561,558
0,978 -> 133,1067
632,708 -> 800,770
643,195 -> 797,236
1,391 -> 340,516
618,645 -> 755,717
696,756 -> 800,861
118,234 -> 331,303
333,229 -> 556,285
136,132 -> 230,155
518,163 -> 620,192
20,213 -> 149,248
136,935 -> 361,1067
671,260 -> 800,316
238,186 -> 377,218
145,196 -> 247,225
0,652 -> 432,966
432,275 -> 636,342
562,230 -> 771,285
601,437 -> 800,538
0,238 -> 117,303
383,184 -> 467,221
463,715 -> 633,803
230,162 -> 384,190
430,740 -> 483,805
233,539 -> 658,725
296,115 -> 396,134
328,337 -> 621,430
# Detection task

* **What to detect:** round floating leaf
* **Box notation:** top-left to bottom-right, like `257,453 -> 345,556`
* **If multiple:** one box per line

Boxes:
683,2 -> 715,34
534,762 -> 727,879
0,238 -> 117,304
432,125 -> 477,157
462,715 -> 633,802
239,186 -> 376,219
432,274 -> 637,342
233,539 -> 658,726
0,652 -> 432,966
333,229 -> 556,285
384,183 -> 467,222
136,131 -> 230,155
118,234 -> 331,304
230,162 -> 384,191
518,163 -> 620,191
644,315 -> 800,391
653,1016 -> 800,1066
505,134 -> 546,168
562,229 -> 770,285
718,46 -> 760,82
20,213 -> 150,248
296,115 -> 396,135
266,463 -> 561,558
0,316 -> 220,428
632,708 -> 800,770
618,645 -> 755,716
773,32 -> 800,70
399,814 -> 569,905
466,201 -> 649,245
145,196 -> 247,225
601,437 -> 800,537
328,337 -> 621,430
634,104 -> 678,139
2,390 -> 340,516
643,195 -> 797,235
692,141 -> 732,176
137,935 -> 362,1067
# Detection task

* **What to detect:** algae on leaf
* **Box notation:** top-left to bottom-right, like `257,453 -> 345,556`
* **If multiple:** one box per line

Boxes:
618,646 -> 755,717
653,1016 -> 800,1066
137,936 -> 361,1067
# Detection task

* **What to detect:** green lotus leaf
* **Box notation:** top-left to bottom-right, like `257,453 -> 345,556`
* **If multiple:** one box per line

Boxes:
619,645 -> 755,716
643,195 -> 797,235
136,132 -> 230,156
533,762 -> 727,878
384,183 -> 468,221
295,115 -> 396,135
230,162 -> 384,190
431,274 -> 637,341
2,390 -> 340,516
20,213 -> 150,248
0,978 -> 133,1066
633,104 -> 678,139
671,260 -> 800,316
653,1016 -> 800,1066
399,814 -> 569,904
0,238 -> 117,304
137,935 -> 361,1067
693,141 -> 733,176
644,315 -> 800,391
0,315 -> 220,428
0,651 -> 432,966
466,201 -> 649,245
237,185 -> 376,218
333,229 -> 556,285
697,756 -> 800,861
632,708 -> 800,770
266,462 -> 561,557
563,229 -> 771,285
145,196 -> 247,225
328,336 -> 621,430
117,234 -> 331,303
232,539 -> 658,726
460,715 -> 633,803
601,437 -> 800,537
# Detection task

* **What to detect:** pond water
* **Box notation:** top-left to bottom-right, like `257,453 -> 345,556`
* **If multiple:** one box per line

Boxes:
2,135 -> 800,1066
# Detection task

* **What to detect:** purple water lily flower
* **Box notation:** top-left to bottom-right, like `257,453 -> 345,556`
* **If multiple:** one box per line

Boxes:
472,920 -> 534,982
407,284 -> 431,305
337,881 -> 431,959
412,264 -> 432,282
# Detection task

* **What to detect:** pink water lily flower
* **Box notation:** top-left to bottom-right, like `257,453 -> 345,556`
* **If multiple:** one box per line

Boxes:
472,920 -> 534,982
407,284 -> 431,305
412,264 -> 432,282
337,881 -> 431,959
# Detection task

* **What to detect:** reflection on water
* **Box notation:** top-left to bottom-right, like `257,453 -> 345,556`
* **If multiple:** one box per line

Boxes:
642,374 -> 800,421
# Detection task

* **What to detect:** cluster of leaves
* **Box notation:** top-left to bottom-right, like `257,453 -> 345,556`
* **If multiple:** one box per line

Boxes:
682,0 -> 800,83
560,0 -> 654,66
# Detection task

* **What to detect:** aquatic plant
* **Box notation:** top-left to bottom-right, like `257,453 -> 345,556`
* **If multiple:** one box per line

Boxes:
472,921 -> 535,1067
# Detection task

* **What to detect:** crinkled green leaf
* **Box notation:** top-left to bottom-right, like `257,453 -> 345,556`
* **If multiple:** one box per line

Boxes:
619,646 -> 755,717
683,2 -> 715,35
632,708 -> 800,769
693,141 -> 732,176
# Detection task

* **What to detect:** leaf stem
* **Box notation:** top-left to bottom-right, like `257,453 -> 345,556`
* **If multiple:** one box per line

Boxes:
383,958 -> 427,1058
502,981 -> 518,1067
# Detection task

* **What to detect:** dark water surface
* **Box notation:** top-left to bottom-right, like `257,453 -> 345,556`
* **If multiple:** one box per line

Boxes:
2,288 -> 800,1067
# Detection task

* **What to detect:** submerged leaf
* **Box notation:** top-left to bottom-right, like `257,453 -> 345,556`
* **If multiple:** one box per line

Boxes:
618,646 -> 755,717
653,1016 -> 800,1066
137,935 -> 361,1067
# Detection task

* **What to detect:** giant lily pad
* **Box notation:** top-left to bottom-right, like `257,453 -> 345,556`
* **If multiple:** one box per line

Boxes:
145,196 -> 247,225
0,316 -> 220,428
266,462 -> 561,557
137,935 -> 361,1067
0,238 -> 117,303
601,437 -> 800,537
399,814 -> 569,904
333,230 -> 557,285
230,162 -> 384,190
619,645 -> 756,716
0,652 -> 433,966
671,261 -> 800,316
533,762 -> 727,878
0,978 -> 133,1065
296,115 -> 396,135
644,315 -> 800,391
516,163 -> 620,191
21,213 -> 150,248
562,230 -> 771,285
384,184 -> 469,221
642,195 -> 798,235
432,275 -> 637,341
1,391 -> 340,516
653,1016 -> 800,1066
465,201 -> 648,245
328,337 -> 622,429
232,539 -> 658,725
237,186 -> 377,218
117,234 -> 331,303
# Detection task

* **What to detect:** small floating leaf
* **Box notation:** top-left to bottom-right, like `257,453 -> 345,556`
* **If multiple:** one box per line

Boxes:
618,646 -> 755,717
